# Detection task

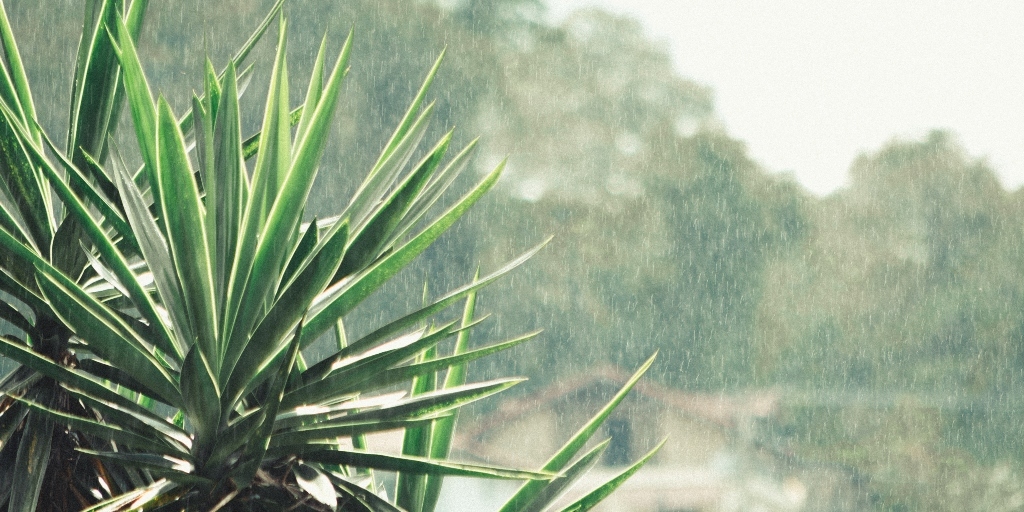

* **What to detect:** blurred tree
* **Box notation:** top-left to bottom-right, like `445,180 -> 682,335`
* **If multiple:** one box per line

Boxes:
650,133 -> 806,388
756,131 -> 1024,510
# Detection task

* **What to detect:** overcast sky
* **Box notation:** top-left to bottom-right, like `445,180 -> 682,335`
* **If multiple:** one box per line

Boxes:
544,0 -> 1024,196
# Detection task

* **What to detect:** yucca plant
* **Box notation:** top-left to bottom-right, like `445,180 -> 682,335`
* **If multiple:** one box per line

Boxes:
0,1 -> 661,510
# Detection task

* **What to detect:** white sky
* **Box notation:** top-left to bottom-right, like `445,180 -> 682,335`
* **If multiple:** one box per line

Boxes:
544,0 -> 1024,196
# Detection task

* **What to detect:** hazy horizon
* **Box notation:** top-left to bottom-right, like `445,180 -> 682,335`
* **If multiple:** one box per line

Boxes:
545,0 -> 1024,196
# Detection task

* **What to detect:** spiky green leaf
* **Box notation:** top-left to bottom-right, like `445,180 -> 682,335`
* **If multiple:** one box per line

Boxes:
180,343 -> 221,462
0,100 -> 50,253
35,134 -> 180,358
208,62 -> 248,310
0,2 -> 36,138
110,141 -> 190,358
0,336 -> 172,423
304,162 -> 507,342
111,13 -> 158,201
222,222 -> 348,409
340,130 -> 451,278
420,286 -> 481,511
8,405 -> 53,512
499,353 -> 658,512
286,324 -> 457,409
306,379 -> 523,426
356,330 -> 538,395
16,396 -> 182,458
34,271 -> 181,407
156,96 -> 218,365
300,448 -> 555,481
518,440 -> 610,512
554,440 -> 665,512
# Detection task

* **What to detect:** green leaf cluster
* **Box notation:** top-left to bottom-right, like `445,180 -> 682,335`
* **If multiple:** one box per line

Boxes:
0,1 -> 659,510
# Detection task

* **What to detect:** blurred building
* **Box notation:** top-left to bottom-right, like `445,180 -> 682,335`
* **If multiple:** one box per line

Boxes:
440,366 -> 870,511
